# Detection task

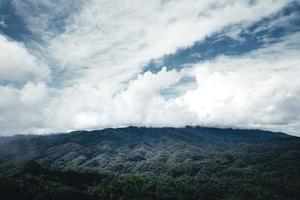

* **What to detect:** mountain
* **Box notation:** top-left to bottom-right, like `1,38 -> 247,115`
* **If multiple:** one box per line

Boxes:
0,126 -> 298,174
0,127 -> 299,200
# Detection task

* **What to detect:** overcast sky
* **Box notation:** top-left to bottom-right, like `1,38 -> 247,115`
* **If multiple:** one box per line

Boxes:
0,0 -> 300,136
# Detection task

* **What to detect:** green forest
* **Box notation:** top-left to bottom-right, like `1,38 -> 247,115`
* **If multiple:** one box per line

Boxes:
0,127 -> 299,200
1,155 -> 299,200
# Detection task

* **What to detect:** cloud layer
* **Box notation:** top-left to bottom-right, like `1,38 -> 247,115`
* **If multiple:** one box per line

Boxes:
0,35 -> 50,83
0,0 -> 300,136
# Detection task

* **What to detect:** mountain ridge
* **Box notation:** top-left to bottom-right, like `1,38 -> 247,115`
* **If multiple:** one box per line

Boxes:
0,126 -> 298,174
0,126 -> 300,200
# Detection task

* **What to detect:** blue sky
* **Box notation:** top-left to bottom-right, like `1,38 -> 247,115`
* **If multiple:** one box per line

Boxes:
145,2 -> 300,72
0,0 -> 300,136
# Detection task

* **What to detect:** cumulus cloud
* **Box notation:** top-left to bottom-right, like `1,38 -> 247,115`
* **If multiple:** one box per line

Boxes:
44,67 -> 184,131
181,33 -> 300,134
42,32 -> 300,135
0,82 -> 50,135
0,34 -> 50,83
0,0 -> 300,136
20,82 -> 48,106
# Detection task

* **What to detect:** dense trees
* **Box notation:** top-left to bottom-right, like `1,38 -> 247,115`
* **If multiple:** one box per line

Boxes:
0,154 -> 299,200
0,127 -> 299,199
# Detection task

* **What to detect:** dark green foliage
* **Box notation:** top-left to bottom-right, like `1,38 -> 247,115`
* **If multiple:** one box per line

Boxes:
0,127 -> 299,199
88,175 -> 199,200
0,158 -> 299,200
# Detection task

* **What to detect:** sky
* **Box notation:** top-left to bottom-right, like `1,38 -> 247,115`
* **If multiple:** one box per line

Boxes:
0,0 -> 300,136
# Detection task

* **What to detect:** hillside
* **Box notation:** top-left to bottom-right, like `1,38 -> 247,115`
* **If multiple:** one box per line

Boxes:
0,127 -> 299,200
0,127 -> 298,174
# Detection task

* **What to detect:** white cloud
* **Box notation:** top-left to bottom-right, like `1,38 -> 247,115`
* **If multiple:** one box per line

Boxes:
42,32 -> 300,135
20,82 -> 48,106
0,34 -> 50,83
45,67 -> 183,131
179,32 -> 300,134
0,86 -> 19,111
0,0 -> 300,136
0,82 -> 50,135
45,0 -> 290,87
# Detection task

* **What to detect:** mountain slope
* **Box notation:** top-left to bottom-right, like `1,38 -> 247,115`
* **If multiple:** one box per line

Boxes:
0,127 -> 298,175
0,127 -> 300,200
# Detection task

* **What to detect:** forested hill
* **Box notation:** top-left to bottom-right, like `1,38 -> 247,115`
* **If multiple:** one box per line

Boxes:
0,127 -> 300,200
0,126 -> 298,174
